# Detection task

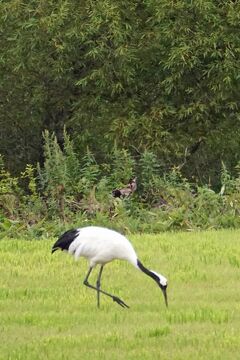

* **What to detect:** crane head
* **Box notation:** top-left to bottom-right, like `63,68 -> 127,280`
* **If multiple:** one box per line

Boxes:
150,270 -> 168,307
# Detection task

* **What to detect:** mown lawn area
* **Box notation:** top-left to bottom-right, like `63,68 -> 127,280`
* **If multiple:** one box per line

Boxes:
1,229 -> 240,359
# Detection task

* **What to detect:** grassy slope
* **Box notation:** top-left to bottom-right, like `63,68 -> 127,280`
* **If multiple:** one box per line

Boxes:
0,230 -> 240,360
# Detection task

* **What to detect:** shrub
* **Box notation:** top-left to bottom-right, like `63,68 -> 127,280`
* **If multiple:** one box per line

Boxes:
1,132 -> 240,238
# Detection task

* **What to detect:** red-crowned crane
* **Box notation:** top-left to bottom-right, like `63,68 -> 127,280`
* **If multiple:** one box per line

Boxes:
52,226 -> 168,308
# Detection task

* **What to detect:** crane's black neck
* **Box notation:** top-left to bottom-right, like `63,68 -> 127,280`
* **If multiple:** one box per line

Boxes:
137,259 -> 159,282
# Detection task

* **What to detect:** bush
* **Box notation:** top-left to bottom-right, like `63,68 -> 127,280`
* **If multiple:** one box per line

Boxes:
1,132 -> 240,239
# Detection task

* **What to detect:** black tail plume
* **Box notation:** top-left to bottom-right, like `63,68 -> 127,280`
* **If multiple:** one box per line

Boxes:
51,229 -> 79,253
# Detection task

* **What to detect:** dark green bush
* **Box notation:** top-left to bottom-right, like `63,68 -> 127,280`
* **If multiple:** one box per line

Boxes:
1,132 -> 240,239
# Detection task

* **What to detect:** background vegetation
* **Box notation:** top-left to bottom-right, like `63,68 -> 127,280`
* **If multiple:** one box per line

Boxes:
1,131 -> 240,238
0,0 -> 240,236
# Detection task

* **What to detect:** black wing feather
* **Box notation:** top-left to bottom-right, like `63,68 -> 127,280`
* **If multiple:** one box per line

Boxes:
52,229 -> 79,253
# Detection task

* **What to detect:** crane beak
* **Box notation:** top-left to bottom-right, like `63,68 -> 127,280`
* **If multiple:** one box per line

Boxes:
160,285 -> 168,307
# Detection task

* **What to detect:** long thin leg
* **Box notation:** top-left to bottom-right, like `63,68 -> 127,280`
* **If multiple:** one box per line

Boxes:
83,266 -> 129,308
96,265 -> 104,308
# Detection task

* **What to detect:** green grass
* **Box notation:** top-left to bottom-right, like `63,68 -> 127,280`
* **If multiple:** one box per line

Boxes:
1,229 -> 240,360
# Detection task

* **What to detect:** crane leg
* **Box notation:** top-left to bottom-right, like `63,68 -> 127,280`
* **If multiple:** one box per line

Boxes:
83,266 -> 129,309
96,265 -> 104,308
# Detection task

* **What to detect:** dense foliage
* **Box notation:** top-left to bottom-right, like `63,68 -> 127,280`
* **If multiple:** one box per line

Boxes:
1,132 -> 240,238
0,0 -> 240,185
1,1 -> 240,236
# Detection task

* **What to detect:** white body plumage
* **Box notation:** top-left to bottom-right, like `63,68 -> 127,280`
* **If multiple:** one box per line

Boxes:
68,226 -> 138,268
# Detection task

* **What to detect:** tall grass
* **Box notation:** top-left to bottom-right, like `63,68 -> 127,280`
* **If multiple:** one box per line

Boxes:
1,229 -> 240,359
1,133 -> 240,236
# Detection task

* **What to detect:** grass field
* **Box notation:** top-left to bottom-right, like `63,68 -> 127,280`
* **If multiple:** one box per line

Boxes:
1,229 -> 240,360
